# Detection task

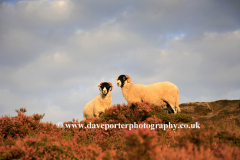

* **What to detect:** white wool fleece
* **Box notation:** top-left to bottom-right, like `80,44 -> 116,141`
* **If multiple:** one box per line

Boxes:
121,81 -> 180,113
83,91 -> 112,120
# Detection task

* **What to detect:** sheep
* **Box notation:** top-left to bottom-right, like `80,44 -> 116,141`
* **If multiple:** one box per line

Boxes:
83,82 -> 113,120
115,75 -> 181,114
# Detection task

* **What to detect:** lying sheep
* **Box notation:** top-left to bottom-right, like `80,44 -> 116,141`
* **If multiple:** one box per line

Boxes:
83,82 -> 113,120
115,75 -> 181,114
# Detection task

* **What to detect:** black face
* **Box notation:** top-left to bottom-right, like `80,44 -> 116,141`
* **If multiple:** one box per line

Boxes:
99,82 -> 112,94
117,75 -> 128,88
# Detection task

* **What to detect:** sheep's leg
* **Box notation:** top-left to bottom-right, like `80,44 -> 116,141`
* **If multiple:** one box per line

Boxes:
94,112 -> 103,118
94,112 -> 99,118
167,103 -> 177,114
176,104 -> 181,113
157,100 -> 167,109
175,90 -> 181,113
171,104 -> 177,114
94,108 -> 104,118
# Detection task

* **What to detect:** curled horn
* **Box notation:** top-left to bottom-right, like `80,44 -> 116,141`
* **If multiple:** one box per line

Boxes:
108,82 -> 113,91
97,82 -> 103,89
125,75 -> 131,83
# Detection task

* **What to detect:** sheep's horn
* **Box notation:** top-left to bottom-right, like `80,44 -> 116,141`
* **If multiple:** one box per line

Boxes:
108,82 -> 113,91
98,82 -> 103,88
125,75 -> 131,83
108,82 -> 113,87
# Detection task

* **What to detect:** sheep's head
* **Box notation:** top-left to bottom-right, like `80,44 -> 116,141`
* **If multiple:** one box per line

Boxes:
115,75 -> 131,88
97,82 -> 113,95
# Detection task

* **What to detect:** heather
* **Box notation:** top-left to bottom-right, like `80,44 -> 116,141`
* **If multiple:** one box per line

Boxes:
0,102 -> 240,159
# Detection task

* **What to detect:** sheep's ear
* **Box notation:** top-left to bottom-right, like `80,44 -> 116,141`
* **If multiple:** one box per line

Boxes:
97,85 -> 101,88
115,78 -> 118,81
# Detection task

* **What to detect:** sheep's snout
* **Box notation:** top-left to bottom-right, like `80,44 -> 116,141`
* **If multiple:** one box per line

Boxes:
117,80 -> 121,87
102,87 -> 107,94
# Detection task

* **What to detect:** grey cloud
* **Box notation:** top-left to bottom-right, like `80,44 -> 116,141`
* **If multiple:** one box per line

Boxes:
114,30 -> 240,103
114,0 -> 240,41
0,0 -> 239,123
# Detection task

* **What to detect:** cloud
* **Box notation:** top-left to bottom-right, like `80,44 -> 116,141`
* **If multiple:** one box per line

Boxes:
148,30 -> 240,100
0,0 -> 239,123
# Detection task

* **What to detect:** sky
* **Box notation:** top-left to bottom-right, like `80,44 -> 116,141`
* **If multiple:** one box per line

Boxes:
0,0 -> 240,124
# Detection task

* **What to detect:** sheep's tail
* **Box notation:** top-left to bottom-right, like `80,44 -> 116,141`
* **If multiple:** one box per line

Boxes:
176,89 -> 181,113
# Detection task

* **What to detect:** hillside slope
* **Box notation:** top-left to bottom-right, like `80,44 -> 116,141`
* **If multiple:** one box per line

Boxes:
180,99 -> 240,133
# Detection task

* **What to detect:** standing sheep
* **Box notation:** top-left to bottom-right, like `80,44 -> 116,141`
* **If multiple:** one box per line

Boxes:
115,75 -> 181,114
83,82 -> 113,120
